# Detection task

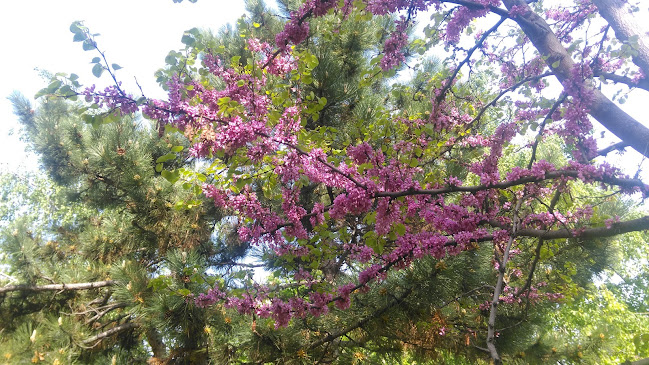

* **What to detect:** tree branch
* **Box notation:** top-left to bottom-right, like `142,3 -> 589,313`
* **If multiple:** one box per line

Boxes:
598,141 -> 628,156
375,170 -> 647,199
487,199 -> 523,364
592,0 -> 649,78
436,17 -> 507,104
442,0 -> 511,18
85,302 -> 129,324
82,321 -> 138,344
308,287 -> 412,350
0,280 -> 115,295
593,70 -> 649,92
514,215 -> 649,240
502,0 -> 649,159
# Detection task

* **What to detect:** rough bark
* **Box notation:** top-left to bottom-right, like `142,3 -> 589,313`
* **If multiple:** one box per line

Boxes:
592,0 -> 649,78
502,0 -> 649,159
0,280 -> 115,295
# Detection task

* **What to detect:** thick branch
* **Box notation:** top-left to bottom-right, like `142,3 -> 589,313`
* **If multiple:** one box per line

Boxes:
0,280 -> 115,295
375,170 -> 646,199
594,70 -> 649,92
145,327 -> 167,360
592,0 -> 649,78
442,0 -> 511,18
515,215 -> 649,240
503,0 -> 649,159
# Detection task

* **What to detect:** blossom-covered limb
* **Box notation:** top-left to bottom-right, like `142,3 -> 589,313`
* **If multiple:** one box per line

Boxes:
436,16 -> 507,104
502,0 -> 649,159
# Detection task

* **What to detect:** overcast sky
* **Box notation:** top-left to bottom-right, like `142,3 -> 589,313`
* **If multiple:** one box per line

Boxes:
0,0 -> 248,171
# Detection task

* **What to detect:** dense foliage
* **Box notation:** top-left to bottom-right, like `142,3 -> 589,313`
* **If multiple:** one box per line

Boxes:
2,0 -> 649,364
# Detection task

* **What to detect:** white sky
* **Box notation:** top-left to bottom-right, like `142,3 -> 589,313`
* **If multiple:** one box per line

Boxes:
0,1 -> 648,181
0,0 -> 248,171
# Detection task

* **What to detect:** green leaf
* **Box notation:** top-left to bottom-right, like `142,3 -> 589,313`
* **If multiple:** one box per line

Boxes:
161,169 -> 180,184
73,32 -> 86,42
171,146 -> 184,153
34,89 -> 47,99
395,223 -> 406,236
92,63 -> 104,78
552,60 -> 560,68
59,85 -> 72,95
165,54 -> 178,66
181,33 -> 195,46
155,163 -> 163,173
46,80 -> 62,93
156,153 -> 177,163
82,40 -> 95,51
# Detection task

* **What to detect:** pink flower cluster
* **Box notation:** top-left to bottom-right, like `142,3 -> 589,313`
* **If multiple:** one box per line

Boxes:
83,84 -> 138,115
380,19 -> 409,71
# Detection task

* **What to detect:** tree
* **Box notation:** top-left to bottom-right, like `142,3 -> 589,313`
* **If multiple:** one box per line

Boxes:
4,0 -> 649,363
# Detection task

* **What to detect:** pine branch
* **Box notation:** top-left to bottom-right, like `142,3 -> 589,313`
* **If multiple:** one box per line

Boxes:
308,287 -> 413,350
82,321 -> 138,345
0,280 -> 115,295
85,302 -> 129,324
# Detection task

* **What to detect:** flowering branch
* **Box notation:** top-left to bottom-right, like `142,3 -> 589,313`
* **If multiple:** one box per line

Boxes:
502,0 -> 649,159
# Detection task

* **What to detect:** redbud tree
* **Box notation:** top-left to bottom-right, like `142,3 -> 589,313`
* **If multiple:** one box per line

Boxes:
43,0 -> 649,363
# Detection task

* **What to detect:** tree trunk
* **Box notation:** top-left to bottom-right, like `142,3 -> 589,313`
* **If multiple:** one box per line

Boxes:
145,327 -> 167,360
